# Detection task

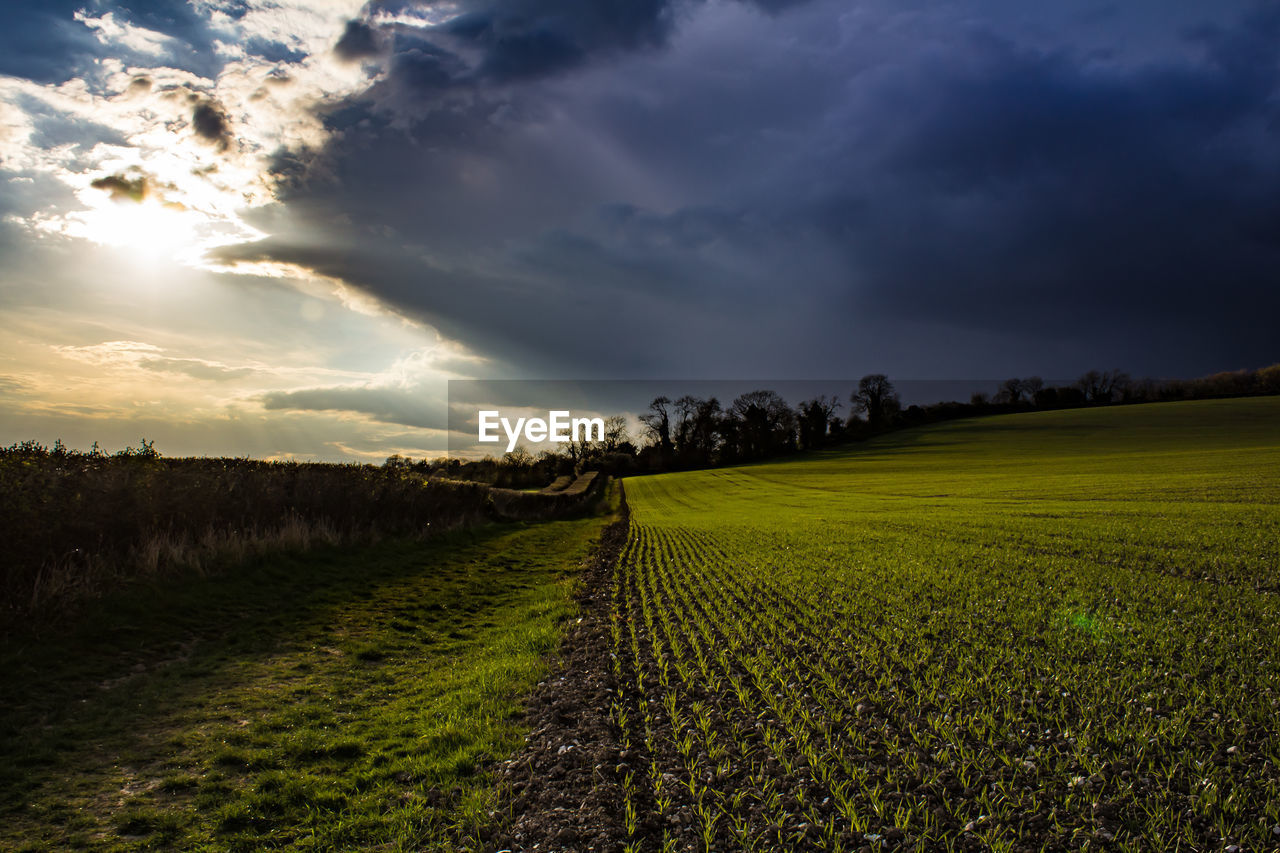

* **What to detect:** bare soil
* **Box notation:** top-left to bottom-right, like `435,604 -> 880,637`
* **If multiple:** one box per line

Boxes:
486,493 -> 631,852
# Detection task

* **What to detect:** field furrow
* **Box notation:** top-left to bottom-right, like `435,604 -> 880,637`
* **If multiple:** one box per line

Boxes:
609,399 -> 1280,852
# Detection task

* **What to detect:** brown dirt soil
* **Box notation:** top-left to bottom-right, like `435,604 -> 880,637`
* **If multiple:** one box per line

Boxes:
485,490 -> 631,852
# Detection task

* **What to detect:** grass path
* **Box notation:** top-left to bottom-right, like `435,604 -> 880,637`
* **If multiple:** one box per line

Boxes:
0,514 -> 609,851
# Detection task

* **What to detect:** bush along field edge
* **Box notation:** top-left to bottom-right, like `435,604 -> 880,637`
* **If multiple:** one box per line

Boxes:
0,442 -> 608,629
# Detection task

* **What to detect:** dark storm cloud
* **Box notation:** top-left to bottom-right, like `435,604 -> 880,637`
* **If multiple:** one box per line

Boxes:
248,0 -> 1279,378
334,19 -> 383,61
806,14 -> 1280,366
191,100 -> 232,151
325,0 -> 692,129
207,226 -> 781,377
411,0 -> 813,83
352,0 -> 821,114
754,0 -> 814,10
417,0 -> 677,82
259,385 -> 447,430
382,34 -> 468,96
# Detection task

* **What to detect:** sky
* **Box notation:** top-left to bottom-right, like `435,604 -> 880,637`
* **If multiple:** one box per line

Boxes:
0,0 -> 1277,460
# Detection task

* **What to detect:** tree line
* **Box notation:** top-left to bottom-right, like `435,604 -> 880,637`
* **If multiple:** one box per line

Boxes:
413,361 -> 1280,479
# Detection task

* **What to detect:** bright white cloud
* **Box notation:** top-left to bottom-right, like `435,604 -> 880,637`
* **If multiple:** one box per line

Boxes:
73,11 -> 176,56
0,0 -> 375,271
0,1 -> 539,459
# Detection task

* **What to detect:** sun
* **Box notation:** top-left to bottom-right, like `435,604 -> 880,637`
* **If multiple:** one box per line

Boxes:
75,199 -> 198,258
56,193 -> 236,266
38,171 -> 267,269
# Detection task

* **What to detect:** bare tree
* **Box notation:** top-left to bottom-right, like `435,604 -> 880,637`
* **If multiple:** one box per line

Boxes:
691,397 -> 723,462
851,374 -> 900,425
993,376 -> 1041,405
639,397 -> 674,454
674,395 -> 700,454
502,446 -> 533,467
601,415 -> 630,452
1076,369 -> 1131,403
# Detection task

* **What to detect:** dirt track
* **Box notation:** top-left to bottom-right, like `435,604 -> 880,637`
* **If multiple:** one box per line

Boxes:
487,487 -> 631,852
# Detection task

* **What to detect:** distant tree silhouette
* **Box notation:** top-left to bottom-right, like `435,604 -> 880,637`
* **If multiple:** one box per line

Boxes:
601,415 -> 630,452
502,447 -> 534,467
851,374 -> 900,426
671,396 -> 723,466
730,390 -> 796,459
1076,369 -> 1130,403
995,377 -> 1024,405
457,360 -> 1280,479
639,396 -> 674,455
1259,365 -> 1280,394
673,395 -> 700,456
993,376 -> 1042,405
1035,385 -> 1086,408
693,397 -> 723,461
798,395 -> 841,449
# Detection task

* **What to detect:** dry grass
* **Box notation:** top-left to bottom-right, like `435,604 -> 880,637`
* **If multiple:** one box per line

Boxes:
2,443 -> 606,626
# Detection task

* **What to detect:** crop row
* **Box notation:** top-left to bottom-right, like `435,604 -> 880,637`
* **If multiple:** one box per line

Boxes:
607,472 -> 1280,851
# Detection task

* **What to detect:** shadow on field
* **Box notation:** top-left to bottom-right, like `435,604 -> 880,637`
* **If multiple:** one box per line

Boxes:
0,523 -> 531,820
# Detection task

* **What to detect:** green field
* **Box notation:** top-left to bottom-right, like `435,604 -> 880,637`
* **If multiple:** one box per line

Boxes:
0,512 -> 612,852
4,399 -> 1278,851
611,398 -> 1280,851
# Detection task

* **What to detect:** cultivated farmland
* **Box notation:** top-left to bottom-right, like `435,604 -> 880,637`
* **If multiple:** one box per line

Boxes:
609,398 -> 1280,851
